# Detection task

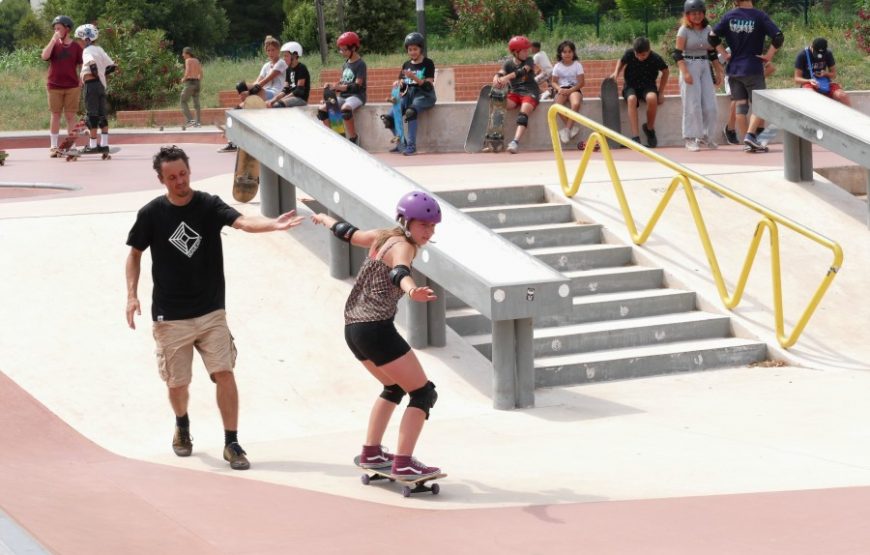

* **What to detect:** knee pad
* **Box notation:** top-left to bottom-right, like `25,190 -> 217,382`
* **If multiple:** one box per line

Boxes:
316,109 -> 329,121
379,383 -> 406,405
87,115 -> 100,129
98,117 -> 108,129
516,113 -> 529,127
736,102 -> 750,115
380,113 -> 395,129
341,109 -> 353,121
408,381 -> 437,419
403,107 -> 417,122
235,80 -> 248,94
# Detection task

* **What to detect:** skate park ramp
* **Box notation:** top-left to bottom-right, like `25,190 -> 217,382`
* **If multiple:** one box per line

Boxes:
1,127 -> 870,552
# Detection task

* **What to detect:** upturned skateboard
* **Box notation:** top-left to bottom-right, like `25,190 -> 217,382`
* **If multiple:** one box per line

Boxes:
0,151 -> 7,166
232,95 -> 266,203
600,77 -> 621,149
380,83 -> 406,148
61,146 -> 120,161
323,86 -> 346,137
481,84 -> 508,153
464,84 -> 504,153
54,119 -> 89,158
353,455 -> 445,498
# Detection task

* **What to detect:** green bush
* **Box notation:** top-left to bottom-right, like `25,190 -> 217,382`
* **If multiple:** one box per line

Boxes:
451,0 -> 543,44
283,2 -> 318,55
345,0 -> 414,54
0,46 -> 43,72
614,0 -> 665,20
97,20 -> 183,111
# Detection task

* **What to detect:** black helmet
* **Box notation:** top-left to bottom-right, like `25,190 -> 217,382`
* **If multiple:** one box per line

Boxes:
52,15 -> 74,29
404,32 -> 425,49
683,0 -> 706,12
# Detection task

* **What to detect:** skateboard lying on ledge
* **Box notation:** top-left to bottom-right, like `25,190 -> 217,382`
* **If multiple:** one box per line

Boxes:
353,455 -> 446,498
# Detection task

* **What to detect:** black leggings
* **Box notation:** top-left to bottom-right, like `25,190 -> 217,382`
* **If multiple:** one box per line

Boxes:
344,319 -> 411,366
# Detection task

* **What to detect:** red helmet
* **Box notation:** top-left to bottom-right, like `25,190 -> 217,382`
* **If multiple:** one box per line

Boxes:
337,31 -> 360,50
508,36 -> 532,53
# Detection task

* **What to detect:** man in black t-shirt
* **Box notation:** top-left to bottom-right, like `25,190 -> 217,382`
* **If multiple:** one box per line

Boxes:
793,38 -> 850,106
610,36 -> 670,147
125,146 -> 304,470
269,41 -> 311,108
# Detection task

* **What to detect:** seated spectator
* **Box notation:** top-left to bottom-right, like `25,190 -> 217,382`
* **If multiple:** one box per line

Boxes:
793,38 -> 850,106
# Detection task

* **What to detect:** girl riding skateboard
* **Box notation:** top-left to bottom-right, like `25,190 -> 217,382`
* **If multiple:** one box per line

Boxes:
311,191 -> 443,480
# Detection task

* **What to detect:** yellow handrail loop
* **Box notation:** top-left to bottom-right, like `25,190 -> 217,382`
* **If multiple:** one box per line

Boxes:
547,103 -> 843,348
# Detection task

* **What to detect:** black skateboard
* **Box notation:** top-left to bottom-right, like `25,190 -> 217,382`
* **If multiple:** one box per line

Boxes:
600,77 -> 622,149
353,455 -> 445,498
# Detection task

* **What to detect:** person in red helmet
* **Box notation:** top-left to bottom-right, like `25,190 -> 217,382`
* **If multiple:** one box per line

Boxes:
492,35 -> 541,154
311,191 -> 443,480
317,31 -> 367,146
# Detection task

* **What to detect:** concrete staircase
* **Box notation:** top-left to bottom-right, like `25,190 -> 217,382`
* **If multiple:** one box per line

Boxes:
438,185 -> 767,387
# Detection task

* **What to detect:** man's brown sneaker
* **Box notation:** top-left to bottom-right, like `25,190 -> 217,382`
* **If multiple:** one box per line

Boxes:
172,426 -> 193,457
223,442 -> 250,470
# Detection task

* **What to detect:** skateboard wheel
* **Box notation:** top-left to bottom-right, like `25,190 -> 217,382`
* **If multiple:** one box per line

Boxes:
431,483 -> 440,495
401,485 -> 412,498
360,474 -> 370,485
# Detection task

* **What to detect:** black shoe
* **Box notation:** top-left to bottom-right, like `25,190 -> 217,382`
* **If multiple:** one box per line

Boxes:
743,133 -> 763,150
172,426 -> 193,457
217,142 -> 238,153
223,442 -> 250,470
642,123 -> 657,148
723,124 -> 739,145
82,145 -> 102,155
347,135 -> 360,146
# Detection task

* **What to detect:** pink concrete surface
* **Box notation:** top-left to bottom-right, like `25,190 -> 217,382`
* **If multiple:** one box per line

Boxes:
1,371 -> 869,554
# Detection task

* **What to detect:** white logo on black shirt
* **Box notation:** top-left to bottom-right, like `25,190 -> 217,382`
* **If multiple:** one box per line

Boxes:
169,222 -> 201,258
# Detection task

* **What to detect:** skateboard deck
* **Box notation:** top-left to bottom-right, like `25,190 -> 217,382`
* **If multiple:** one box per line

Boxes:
323,86 -> 346,137
600,77 -> 622,149
481,84 -> 508,153
353,455 -> 445,498
464,85 -> 492,153
55,119 -> 89,158
61,146 -> 120,161
390,84 -> 405,145
0,151 -> 7,166
232,95 -> 266,203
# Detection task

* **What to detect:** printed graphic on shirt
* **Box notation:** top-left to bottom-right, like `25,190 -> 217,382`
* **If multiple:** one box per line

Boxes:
341,67 -> 356,83
728,19 -> 756,34
169,222 -> 201,258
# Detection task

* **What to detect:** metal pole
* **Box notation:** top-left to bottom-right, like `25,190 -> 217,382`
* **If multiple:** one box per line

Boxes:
416,0 -> 426,56
277,175 -> 296,214
427,280 -> 446,347
259,165 -> 279,217
515,317 -> 535,408
491,319 -> 517,410
315,0 -> 328,65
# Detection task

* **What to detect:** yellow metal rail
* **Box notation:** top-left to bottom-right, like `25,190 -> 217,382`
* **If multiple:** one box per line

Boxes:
547,103 -> 843,348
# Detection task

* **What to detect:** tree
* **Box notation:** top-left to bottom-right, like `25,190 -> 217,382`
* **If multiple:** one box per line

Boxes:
14,11 -> 50,50
219,0 -> 285,47
345,0 -> 413,53
39,0 -> 108,28
0,0 -> 31,52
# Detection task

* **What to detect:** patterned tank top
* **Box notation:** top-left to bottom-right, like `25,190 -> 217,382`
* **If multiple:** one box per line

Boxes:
344,241 -> 408,324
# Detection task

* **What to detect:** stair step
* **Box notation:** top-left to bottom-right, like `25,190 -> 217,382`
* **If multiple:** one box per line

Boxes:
446,306 -> 489,336
462,203 -> 574,228
496,222 -> 602,248
465,312 -> 731,359
565,266 -> 664,295
537,289 -> 697,326
534,337 -> 767,386
438,186 -> 545,208
527,243 -> 633,271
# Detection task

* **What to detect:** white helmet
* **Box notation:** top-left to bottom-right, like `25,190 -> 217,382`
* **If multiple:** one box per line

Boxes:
280,41 -> 303,56
75,24 -> 98,42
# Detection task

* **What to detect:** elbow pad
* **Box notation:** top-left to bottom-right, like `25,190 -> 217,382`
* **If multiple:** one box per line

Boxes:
672,49 -> 684,62
249,83 -> 262,95
388,264 -> 411,287
514,66 -> 529,79
707,50 -> 718,61
105,64 -> 117,75
330,221 -> 358,242
708,33 -> 722,47
89,63 -> 98,77
771,32 -> 784,48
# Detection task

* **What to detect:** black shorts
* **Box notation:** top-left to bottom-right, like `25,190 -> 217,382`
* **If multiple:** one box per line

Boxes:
622,86 -> 657,104
344,319 -> 411,366
728,74 -> 766,102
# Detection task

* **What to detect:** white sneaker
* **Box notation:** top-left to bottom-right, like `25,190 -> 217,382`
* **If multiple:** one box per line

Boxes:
507,140 -> 519,154
570,126 -> 580,138
559,128 -> 570,144
685,139 -> 701,152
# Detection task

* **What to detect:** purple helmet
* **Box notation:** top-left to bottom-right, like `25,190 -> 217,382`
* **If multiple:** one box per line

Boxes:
396,191 -> 442,224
